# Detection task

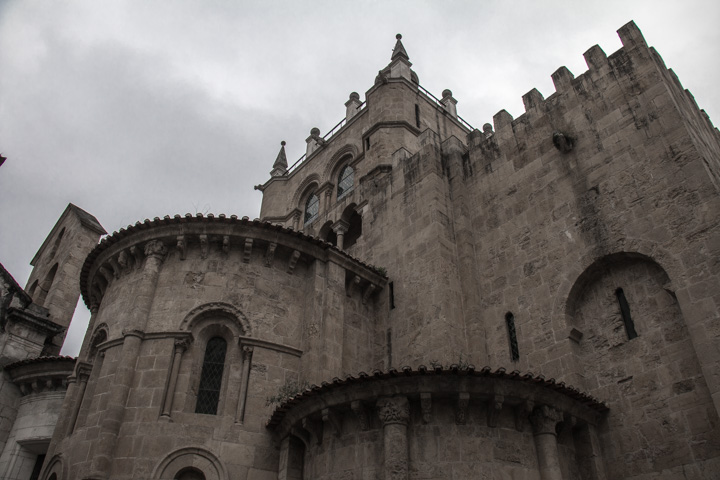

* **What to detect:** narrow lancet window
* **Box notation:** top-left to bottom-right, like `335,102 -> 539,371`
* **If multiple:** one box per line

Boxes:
195,337 -> 227,415
304,193 -> 319,224
505,312 -> 519,361
337,165 -> 354,199
615,288 -> 638,339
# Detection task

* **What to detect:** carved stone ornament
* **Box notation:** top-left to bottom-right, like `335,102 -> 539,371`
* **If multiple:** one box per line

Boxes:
351,400 -> 369,431
529,405 -> 564,436
376,395 -> 410,426
456,392 -> 470,425
174,337 -> 192,352
144,239 -> 167,259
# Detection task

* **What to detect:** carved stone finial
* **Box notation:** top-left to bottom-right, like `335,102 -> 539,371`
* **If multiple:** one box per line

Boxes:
396,33 -> 402,40
376,395 -> 410,426
442,89 -> 452,99
271,141 -> 289,176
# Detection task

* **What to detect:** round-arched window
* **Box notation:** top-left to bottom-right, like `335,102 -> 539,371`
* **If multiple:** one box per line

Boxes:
337,165 -> 354,199
304,193 -> 319,224
175,467 -> 206,480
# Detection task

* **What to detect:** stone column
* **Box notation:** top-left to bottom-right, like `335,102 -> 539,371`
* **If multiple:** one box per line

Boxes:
235,345 -> 254,423
377,395 -> 410,480
87,239 -> 166,480
67,364 -> 92,434
332,220 -> 349,250
529,405 -> 564,480
160,338 -> 190,420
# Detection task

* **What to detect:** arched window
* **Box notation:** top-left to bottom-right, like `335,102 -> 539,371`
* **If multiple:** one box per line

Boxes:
337,165 -> 354,199
304,193 -> 319,224
50,227 -> 65,257
195,337 -> 227,415
175,467 -> 206,480
34,263 -> 58,306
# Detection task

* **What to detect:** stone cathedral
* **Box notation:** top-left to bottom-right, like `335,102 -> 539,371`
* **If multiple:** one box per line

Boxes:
1,20 -> 719,480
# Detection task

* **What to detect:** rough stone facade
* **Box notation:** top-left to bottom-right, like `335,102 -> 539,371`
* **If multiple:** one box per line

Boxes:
0,204 -> 104,479
1,20 -> 719,480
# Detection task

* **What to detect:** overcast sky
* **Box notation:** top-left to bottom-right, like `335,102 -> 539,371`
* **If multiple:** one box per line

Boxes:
1,0 -> 719,356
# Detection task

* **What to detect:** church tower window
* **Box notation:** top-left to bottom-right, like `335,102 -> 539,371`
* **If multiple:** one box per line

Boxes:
337,165 -> 354,199
615,288 -> 638,339
304,193 -> 319,224
195,336 -> 227,415
506,312 -> 519,361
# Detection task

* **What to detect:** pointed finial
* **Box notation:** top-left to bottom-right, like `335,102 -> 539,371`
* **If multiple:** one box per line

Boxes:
270,141 -> 288,176
391,33 -> 409,61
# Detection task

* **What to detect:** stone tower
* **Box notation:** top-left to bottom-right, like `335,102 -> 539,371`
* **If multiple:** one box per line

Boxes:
24,204 -> 106,354
36,21 -> 720,480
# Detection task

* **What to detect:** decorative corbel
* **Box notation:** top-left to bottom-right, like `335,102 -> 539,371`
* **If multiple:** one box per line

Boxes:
351,400 -> 369,431
456,392 -> 470,425
199,234 -> 208,259
117,250 -> 130,270
243,238 -> 253,264
420,393 -> 432,424
302,417 -> 323,445
487,394 -> 504,427
176,235 -> 186,260
322,407 -> 342,437
287,250 -> 301,274
347,275 -> 361,297
107,257 -> 121,279
362,283 -> 376,305
515,399 -> 535,431
99,266 -> 114,285
222,235 -> 230,254
265,242 -> 277,267
129,245 -> 144,267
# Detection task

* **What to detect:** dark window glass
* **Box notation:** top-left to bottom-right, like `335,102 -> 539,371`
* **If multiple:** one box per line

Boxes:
195,337 -> 227,415
304,193 -> 319,224
29,454 -> 46,480
615,288 -> 638,339
506,312 -> 519,361
337,165 -> 354,199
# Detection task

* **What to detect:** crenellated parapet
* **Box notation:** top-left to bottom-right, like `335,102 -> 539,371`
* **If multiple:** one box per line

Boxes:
464,20 -> 718,185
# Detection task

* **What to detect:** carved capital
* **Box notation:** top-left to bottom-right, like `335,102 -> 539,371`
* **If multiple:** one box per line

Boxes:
144,240 -> 167,260
530,405 -> 563,436
174,337 -> 192,353
377,395 -> 409,426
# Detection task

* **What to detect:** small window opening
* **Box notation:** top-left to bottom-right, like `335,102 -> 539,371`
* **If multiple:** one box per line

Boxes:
325,229 -> 337,247
50,228 -> 65,258
415,104 -> 421,128
28,454 -> 46,480
365,136 -> 370,151
343,211 -> 362,249
337,165 -> 354,199
505,312 -> 519,361
175,467 -> 206,480
304,193 -> 319,225
615,288 -> 638,339
195,337 -> 227,415
35,263 -> 58,306
389,282 -> 395,310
